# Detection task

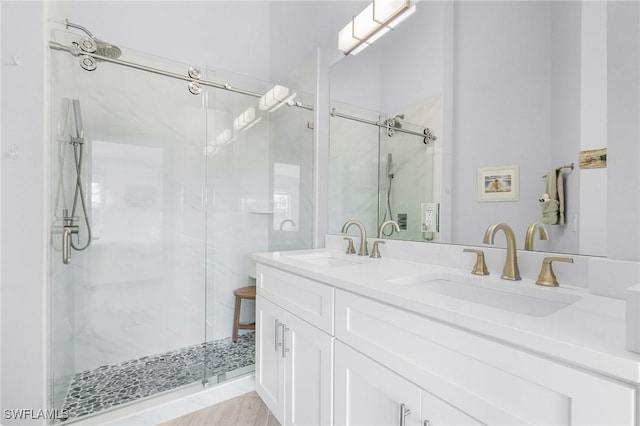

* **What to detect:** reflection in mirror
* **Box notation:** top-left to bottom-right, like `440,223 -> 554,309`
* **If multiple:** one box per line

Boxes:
328,100 -> 442,243
328,1 -> 640,258
329,1 -> 446,244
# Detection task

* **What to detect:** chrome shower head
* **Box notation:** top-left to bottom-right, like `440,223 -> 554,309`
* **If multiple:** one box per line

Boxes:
66,19 -> 122,60
94,40 -> 122,59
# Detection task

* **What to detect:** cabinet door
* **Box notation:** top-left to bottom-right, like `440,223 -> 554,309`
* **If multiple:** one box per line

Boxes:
421,391 -> 482,426
335,341 -> 421,426
284,313 -> 334,426
256,296 -> 285,424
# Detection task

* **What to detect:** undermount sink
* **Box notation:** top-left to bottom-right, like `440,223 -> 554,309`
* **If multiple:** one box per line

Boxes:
287,252 -> 364,267
389,272 -> 583,317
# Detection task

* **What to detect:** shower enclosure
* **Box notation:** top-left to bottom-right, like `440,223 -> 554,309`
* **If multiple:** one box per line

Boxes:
49,27 -> 314,422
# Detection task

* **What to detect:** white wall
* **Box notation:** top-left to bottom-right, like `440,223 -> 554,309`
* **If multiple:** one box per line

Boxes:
1,2 -> 47,424
269,1 -> 362,90
452,1 -> 553,249
579,1 -> 607,257
607,1 -> 640,261
548,1 -> 581,254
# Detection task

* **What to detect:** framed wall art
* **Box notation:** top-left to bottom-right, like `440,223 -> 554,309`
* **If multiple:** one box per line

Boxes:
477,165 -> 519,202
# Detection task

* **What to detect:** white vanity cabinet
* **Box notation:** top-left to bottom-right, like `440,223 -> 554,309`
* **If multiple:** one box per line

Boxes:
335,289 -> 636,426
255,265 -> 334,426
254,260 -> 637,426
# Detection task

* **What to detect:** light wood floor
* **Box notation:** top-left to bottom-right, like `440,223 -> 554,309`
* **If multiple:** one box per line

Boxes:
158,391 -> 280,426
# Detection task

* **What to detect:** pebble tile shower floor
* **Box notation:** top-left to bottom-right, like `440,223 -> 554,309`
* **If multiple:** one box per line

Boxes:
59,332 -> 255,422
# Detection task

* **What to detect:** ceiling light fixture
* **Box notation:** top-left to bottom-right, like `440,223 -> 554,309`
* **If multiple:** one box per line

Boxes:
338,0 -> 416,55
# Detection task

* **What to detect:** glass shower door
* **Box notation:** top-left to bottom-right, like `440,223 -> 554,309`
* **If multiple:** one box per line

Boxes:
203,69 -> 315,383
49,30 -> 208,421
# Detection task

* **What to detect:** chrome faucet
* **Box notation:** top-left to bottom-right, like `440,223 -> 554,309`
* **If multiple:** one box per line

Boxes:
483,223 -> 521,281
341,220 -> 368,256
377,220 -> 400,238
524,222 -> 548,251
369,220 -> 400,258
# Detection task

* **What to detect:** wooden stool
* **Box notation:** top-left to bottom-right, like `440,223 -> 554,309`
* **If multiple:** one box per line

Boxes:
232,286 -> 256,342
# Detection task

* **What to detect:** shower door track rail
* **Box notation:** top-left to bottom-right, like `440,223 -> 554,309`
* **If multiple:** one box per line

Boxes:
330,107 -> 437,143
48,41 -> 314,111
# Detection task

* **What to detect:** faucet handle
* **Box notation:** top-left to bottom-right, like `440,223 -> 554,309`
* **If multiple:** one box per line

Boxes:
343,237 -> 356,255
536,256 -> 574,287
370,240 -> 385,258
463,248 -> 490,276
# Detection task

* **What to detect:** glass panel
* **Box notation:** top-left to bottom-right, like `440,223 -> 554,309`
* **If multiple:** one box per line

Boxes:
378,100 -> 441,242
328,101 -> 381,236
328,99 -> 441,242
203,69 -> 314,383
50,30 -> 315,422
49,30 -> 206,421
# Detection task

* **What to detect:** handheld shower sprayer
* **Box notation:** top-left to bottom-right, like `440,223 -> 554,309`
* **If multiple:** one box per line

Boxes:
381,153 -> 395,236
60,99 -> 92,264
72,99 -> 84,141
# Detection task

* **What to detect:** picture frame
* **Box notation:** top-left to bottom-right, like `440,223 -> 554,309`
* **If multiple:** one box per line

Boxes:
477,165 -> 519,202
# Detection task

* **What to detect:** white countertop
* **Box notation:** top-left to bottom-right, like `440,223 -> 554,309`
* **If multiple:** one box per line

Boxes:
253,248 -> 640,384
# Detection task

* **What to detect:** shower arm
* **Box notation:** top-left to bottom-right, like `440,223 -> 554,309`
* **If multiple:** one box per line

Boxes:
65,19 -> 95,38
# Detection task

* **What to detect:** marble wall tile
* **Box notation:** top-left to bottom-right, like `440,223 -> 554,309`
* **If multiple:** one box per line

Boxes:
328,104 -> 380,235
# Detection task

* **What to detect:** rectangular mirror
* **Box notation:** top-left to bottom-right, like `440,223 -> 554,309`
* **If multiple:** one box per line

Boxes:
329,1 -> 640,258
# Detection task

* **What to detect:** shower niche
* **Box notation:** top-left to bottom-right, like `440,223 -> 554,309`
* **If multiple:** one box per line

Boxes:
48,27 -> 314,422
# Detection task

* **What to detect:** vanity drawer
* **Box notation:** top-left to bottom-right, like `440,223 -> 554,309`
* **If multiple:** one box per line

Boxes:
257,264 -> 334,334
335,289 -> 636,426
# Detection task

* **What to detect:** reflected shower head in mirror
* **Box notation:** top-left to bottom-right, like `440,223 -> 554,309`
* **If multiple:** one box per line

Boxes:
66,19 -> 122,59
